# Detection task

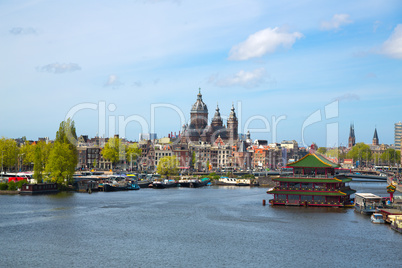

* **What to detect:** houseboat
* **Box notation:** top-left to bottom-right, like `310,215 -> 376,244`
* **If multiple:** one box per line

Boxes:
267,153 -> 356,207
354,193 -> 383,214
152,179 -> 178,189
178,177 -> 209,188
76,180 -> 99,193
19,183 -> 59,195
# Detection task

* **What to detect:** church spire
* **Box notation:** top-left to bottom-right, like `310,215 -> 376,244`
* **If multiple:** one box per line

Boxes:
348,123 -> 355,148
373,128 -> 379,146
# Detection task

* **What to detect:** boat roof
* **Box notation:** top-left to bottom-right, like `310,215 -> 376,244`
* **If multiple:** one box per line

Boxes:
355,193 -> 382,199
287,153 -> 340,168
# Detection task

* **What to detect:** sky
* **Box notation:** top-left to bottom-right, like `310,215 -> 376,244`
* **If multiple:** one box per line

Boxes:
1,0 -> 401,147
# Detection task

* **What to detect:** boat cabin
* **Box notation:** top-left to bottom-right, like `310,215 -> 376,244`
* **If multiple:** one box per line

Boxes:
354,193 -> 383,214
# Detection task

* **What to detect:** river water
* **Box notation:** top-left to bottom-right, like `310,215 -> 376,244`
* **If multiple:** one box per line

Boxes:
0,182 -> 401,267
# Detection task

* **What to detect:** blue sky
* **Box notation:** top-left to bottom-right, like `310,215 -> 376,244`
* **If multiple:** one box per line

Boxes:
1,0 -> 401,147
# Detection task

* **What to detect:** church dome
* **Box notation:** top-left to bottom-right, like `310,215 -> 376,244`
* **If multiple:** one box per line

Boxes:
191,88 -> 208,113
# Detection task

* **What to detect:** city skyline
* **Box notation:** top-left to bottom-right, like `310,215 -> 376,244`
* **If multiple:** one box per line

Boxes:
1,0 -> 401,147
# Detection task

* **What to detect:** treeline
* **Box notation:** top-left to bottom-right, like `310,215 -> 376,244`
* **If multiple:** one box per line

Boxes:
0,119 -> 78,186
317,142 -> 401,165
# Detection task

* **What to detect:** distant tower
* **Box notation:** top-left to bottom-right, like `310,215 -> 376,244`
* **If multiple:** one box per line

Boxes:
348,124 -> 355,148
395,122 -> 402,150
189,88 -> 208,138
211,104 -> 223,128
227,104 -> 238,144
372,128 -> 379,146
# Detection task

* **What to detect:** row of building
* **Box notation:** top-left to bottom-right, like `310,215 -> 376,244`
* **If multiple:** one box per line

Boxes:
15,90 -> 401,173
76,91 -> 402,172
75,90 -> 307,172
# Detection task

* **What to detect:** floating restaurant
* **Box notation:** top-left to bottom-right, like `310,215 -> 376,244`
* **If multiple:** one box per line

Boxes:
267,153 -> 356,207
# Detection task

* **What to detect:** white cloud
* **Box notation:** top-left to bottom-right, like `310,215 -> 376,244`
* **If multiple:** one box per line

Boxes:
104,74 -> 123,87
321,14 -> 353,31
36,63 -> 81,74
209,68 -> 267,88
381,24 -> 402,59
228,27 -> 303,61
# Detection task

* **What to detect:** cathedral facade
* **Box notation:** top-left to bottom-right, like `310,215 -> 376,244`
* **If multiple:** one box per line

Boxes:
181,90 -> 238,145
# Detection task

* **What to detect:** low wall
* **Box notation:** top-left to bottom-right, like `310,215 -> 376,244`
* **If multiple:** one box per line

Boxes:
257,176 -> 276,187
0,190 -> 19,195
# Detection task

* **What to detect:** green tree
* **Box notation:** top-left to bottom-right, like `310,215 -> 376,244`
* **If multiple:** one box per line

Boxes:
20,140 -> 35,169
45,119 -> 78,186
347,143 -> 372,166
102,137 -> 125,168
380,148 -> 401,165
126,143 -> 141,168
0,137 -> 19,172
157,155 -> 179,178
33,145 -> 44,182
8,181 -> 17,191
46,142 -> 76,185
317,147 -> 327,154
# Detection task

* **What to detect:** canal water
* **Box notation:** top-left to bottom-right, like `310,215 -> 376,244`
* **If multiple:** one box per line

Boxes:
0,182 -> 401,267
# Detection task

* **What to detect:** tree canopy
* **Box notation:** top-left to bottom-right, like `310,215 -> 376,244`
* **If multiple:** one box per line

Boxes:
0,137 -> 19,172
101,137 -> 126,166
346,143 -> 372,163
157,155 -> 179,177
380,148 -> 401,165
45,119 -> 78,185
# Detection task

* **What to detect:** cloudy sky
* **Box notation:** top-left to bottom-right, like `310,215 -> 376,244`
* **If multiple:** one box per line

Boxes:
1,0 -> 401,147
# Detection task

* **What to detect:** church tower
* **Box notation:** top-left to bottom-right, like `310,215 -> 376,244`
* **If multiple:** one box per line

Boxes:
211,104 -> 223,128
227,104 -> 238,144
348,124 -> 355,148
372,128 -> 379,146
189,88 -> 208,140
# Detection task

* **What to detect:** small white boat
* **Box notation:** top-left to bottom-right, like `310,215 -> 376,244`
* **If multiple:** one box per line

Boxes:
371,213 -> 385,224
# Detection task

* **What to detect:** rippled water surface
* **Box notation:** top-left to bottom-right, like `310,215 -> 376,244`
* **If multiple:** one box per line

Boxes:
1,182 -> 401,267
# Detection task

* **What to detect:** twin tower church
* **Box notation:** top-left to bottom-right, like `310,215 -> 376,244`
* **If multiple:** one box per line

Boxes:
180,89 -> 239,144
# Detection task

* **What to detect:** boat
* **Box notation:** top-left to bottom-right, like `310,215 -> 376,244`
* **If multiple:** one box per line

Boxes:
101,178 -> 140,191
371,213 -> 385,224
152,179 -> 178,189
19,183 -> 59,195
217,177 -> 238,185
389,215 -> 402,233
267,153 -> 356,207
178,177 -> 210,188
236,178 -> 251,186
354,193 -> 384,214
137,180 -> 153,188
76,180 -> 99,193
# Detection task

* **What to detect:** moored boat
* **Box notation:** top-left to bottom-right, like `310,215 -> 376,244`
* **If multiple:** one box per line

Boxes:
152,179 -> 178,189
371,213 -> 385,224
178,177 -> 210,188
354,193 -> 383,214
217,177 -> 238,185
389,215 -> 402,233
19,183 -> 59,195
